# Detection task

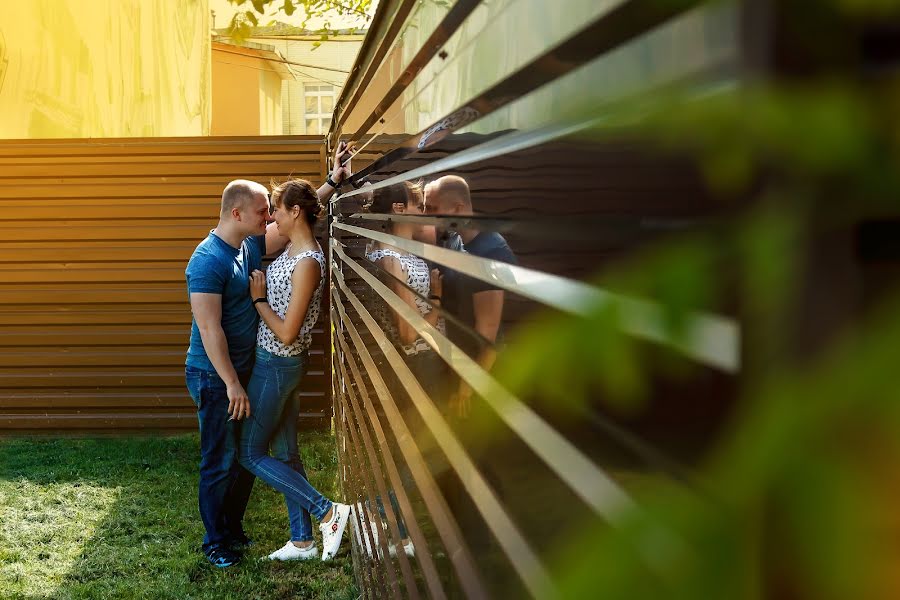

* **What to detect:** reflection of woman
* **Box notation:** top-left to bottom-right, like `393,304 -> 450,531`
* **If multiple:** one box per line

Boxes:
364,182 -> 447,557
239,179 -> 350,562
365,182 -> 446,393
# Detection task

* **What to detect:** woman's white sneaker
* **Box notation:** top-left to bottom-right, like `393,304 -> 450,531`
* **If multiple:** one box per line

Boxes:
267,541 -> 319,561
320,503 -> 352,561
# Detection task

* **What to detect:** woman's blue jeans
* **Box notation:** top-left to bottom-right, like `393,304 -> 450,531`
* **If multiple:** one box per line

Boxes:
239,347 -> 332,541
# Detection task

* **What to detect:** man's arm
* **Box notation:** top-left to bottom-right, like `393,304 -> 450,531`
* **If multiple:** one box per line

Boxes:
453,289 -> 504,417
265,222 -> 288,257
472,289 -> 504,348
189,292 -> 251,420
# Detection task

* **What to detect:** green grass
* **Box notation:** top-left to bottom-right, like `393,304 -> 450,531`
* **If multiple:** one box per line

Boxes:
0,431 -> 358,600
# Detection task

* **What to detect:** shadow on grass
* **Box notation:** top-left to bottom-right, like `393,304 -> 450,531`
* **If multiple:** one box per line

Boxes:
0,431 -> 358,600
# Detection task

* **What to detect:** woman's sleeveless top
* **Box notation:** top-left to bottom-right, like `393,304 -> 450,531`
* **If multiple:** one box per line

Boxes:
257,244 -> 325,357
365,248 -> 444,352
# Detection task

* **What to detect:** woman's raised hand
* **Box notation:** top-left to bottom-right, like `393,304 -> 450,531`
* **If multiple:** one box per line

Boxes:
332,140 -> 355,184
250,269 -> 267,299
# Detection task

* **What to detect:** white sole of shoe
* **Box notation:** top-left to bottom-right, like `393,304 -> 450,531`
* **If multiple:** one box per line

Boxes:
265,541 -> 319,561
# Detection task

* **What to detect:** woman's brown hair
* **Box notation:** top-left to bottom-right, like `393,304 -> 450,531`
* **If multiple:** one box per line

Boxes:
270,178 -> 324,225
364,181 -> 423,215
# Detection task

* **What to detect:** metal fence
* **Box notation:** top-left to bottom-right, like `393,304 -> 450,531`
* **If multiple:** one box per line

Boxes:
326,0 -> 746,597
0,135 -> 331,431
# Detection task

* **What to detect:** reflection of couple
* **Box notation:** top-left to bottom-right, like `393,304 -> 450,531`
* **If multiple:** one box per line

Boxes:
184,145 -> 353,568
366,175 -> 516,415
363,176 -> 517,554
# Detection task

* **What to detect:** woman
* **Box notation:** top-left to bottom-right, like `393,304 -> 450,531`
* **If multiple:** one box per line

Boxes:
365,183 -> 445,373
363,182 -> 447,557
239,178 -> 350,562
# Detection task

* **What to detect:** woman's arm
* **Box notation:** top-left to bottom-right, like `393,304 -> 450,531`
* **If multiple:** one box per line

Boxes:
423,268 -> 443,328
250,259 -> 321,345
316,141 -> 353,202
379,256 -> 422,345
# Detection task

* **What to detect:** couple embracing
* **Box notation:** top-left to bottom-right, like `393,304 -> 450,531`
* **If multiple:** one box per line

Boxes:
184,145 -> 352,568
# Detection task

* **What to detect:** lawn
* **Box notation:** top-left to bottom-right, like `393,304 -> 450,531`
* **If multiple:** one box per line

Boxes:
0,431 -> 357,600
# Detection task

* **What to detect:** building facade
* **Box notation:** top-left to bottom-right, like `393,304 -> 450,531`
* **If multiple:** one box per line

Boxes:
210,40 -> 295,136
242,29 -> 364,136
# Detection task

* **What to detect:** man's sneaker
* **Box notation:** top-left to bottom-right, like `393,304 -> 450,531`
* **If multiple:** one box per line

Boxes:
320,502 -> 352,561
227,533 -> 253,552
205,546 -> 240,568
267,541 -> 319,561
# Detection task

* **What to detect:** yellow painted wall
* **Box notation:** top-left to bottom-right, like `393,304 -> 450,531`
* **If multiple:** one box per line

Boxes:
259,67 -> 284,135
0,0 -> 210,139
211,47 -> 284,136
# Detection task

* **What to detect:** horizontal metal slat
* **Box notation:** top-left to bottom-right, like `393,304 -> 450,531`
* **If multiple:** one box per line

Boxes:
0,181 -> 304,199
0,306 -> 191,326
0,325 -> 328,347
0,285 -> 186,305
0,369 -> 329,389
0,160 -> 319,179
0,222 -> 212,242
0,412 -> 198,429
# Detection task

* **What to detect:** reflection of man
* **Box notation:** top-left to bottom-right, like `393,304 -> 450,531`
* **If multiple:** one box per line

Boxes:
185,148 -> 350,568
423,175 -> 517,416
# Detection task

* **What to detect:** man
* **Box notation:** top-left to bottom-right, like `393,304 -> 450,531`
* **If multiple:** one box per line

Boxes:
422,174 -> 518,555
185,148 -> 350,568
423,175 -> 517,416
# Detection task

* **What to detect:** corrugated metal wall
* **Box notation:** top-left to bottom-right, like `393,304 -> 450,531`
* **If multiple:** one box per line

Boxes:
0,135 -> 330,431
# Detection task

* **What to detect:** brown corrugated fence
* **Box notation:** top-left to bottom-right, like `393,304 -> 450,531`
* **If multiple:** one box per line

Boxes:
0,135 -> 330,431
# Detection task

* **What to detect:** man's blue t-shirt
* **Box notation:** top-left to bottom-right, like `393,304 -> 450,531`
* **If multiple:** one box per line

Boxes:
185,231 -> 266,376
440,231 -> 517,357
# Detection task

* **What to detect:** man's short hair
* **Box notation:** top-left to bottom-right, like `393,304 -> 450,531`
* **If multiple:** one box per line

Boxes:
426,175 -> 471,211
221,179 -> 267,217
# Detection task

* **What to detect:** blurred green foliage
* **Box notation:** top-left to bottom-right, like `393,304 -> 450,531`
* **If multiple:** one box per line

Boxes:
225,0 -> 373,41
491,1 -> 900,598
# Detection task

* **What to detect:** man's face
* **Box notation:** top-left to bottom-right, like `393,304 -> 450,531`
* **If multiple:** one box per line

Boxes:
423,185 -> 448,216
424,185 -> 461,239
238,192 -> 271,236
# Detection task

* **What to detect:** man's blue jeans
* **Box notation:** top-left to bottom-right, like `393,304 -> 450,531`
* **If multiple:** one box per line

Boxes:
185,366 -> 255,553
239,348 -> 332,541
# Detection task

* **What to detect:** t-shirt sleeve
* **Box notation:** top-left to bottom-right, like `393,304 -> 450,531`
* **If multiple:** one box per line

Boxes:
490,238 -> 517,266
186,253 -> 228,295
469,234 -> 517,294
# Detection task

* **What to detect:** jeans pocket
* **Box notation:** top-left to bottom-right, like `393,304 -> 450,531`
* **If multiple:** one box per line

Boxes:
185,368 -> 204,408
276,365 -> 303,395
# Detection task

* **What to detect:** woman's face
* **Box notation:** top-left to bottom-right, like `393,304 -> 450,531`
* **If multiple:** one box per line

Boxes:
273,201 -> 296,236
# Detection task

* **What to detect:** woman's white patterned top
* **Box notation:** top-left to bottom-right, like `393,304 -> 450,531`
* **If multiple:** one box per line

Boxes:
365,248 -> 445,345
257,244 -> 325,357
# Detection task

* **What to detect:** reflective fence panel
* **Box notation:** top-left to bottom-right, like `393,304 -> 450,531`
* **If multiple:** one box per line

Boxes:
328,0 -> 746,597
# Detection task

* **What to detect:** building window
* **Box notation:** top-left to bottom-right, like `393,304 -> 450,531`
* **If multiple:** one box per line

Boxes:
304,84 -> 334,135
